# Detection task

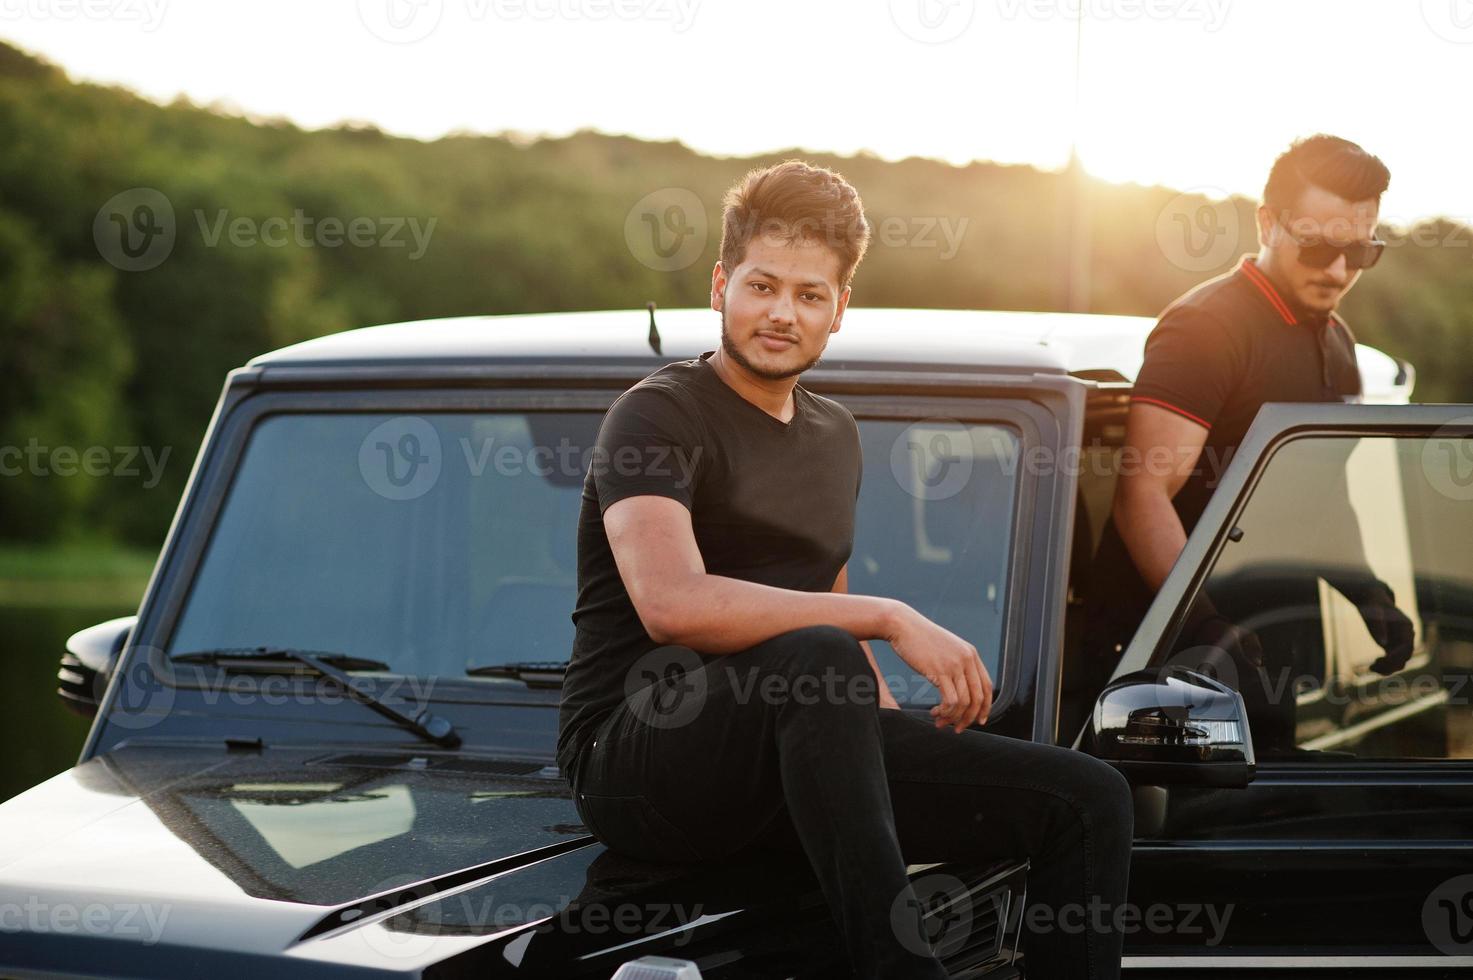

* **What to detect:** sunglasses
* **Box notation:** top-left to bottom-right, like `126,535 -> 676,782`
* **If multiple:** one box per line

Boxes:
1274,215 -> 1386,270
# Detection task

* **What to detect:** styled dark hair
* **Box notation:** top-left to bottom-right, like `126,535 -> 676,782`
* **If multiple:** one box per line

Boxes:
719,160 -> 871,289
1262,134 -> 1390,213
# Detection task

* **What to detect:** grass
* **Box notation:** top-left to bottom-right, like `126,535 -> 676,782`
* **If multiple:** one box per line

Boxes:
0,542 -> 157,608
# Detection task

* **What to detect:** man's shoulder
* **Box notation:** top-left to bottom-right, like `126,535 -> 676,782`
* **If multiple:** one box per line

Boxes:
1149,268 -> 1263,345
1161,266 -> 1249,323
615,358 -> 707,408
800,385 -> 858,430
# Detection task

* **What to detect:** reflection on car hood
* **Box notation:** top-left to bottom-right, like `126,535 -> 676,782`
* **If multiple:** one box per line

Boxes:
0,744 -> 596,974
0,743 -> 848,978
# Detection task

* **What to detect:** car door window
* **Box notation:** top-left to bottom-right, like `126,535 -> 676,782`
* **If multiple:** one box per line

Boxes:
850,420 -> 1020,703
1155,432 -> 1473,761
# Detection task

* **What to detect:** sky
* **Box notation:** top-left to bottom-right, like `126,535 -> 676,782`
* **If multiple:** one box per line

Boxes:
3,0 -> 1471,224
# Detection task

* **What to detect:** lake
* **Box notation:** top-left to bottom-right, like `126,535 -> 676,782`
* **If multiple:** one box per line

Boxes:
0,603 -> 130,802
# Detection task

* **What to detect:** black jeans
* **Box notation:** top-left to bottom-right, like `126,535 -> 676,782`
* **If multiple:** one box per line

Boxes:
570,625 -> 1134,979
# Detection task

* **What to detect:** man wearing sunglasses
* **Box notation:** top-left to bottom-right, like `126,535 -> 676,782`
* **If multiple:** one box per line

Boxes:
1072,134 -> 1414,744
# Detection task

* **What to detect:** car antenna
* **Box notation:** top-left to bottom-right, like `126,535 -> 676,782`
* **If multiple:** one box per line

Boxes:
647,301 -> 662,356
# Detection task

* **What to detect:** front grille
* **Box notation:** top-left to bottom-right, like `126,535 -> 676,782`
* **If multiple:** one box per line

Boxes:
915,861 -> 1026,977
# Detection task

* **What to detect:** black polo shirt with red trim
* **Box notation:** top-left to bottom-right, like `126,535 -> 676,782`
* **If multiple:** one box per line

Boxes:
1128,253 -> 1362,527
1079,254 -> 1362,668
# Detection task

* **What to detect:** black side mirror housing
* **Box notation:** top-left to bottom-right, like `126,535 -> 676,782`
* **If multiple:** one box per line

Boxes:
1084,666 -> 1255,788
58,615 -> 136,718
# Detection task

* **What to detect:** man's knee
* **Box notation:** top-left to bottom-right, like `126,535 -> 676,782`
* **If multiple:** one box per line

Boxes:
758,625 -> 879,710
1064,753 -> 1134,840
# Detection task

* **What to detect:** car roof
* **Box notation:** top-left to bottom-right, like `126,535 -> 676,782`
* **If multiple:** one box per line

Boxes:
248,308 -> 1146,375
246,307 -> 1412,400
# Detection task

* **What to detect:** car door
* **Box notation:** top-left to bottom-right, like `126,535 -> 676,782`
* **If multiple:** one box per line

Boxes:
1105,403 -> 1473,974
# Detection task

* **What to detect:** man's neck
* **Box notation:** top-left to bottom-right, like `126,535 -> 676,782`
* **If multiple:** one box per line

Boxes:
1252,253 -> 1331,325
707,349 -> 797,422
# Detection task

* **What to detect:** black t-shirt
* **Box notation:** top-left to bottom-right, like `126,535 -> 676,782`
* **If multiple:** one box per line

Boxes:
1083,254 -> 1363,663
556,350 -> 862,781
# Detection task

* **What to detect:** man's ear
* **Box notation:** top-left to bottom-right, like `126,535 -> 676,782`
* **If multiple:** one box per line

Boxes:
710,261 -> 727,312
1255,205 -> 1277,249
830,285 -> 851,333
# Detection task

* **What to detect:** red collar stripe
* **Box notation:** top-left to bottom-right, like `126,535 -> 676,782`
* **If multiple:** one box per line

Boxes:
1131,395 -> 1211,430
1238,261 -> 1298,325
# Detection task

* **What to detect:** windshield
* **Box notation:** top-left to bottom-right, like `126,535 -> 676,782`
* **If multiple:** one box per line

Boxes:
168,411 -> 1020,705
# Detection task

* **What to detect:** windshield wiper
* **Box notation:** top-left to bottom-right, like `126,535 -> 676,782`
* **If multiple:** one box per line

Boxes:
173,646 -> 461,748
173,647 -> 393,671
466,660 -> 567,689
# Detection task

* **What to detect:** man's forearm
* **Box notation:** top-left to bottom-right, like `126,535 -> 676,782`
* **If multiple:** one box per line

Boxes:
644,573 -> 905,654
1114,483 -> 1189,593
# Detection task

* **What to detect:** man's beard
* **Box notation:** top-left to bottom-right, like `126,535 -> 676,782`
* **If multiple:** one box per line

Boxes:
719,308 -> 825,381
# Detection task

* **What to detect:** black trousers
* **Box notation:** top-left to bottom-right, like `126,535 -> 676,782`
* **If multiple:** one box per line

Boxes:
570,625 -> 1134,979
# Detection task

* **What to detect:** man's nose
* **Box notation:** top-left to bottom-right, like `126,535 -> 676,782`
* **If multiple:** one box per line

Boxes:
768,293 -> 797,324
1323,253 -> 1350,283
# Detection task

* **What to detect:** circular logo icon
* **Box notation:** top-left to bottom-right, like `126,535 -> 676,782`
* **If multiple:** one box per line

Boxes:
358,875 -> 444,960
1423,874 -> 1473,954
1421,417 -> 1473,502
106,644 -> 178,731
1155,188 -> 1241,273
623,645 -> 708,730
890,872 -> 972,957
93,188 -> 176,272
624,188 -> 707,272
888,0 -> 975,43
357,0 -> 444,43
1421,0 -> 1473,43
359,417 -> 442,501
889,419 -> 976,502
1163,642 -> 1241,696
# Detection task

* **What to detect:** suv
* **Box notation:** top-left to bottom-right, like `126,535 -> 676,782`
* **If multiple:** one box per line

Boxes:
3,307 -> 1470,978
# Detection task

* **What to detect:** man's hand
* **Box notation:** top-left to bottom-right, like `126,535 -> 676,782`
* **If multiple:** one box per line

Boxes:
1356,582 -> 1415,676
886,605 -> 992,732
1186,612 -> 1265,673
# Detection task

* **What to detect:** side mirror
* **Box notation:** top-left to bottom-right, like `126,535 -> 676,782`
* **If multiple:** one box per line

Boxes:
1084,666 -> 1255,788
58,615 -> 136,718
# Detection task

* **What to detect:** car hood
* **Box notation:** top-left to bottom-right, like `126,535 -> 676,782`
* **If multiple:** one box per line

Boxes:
0,742 -> 1015,978
0,742 -> 638,977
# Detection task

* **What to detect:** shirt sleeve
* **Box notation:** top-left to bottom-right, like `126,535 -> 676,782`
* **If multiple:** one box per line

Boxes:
591,383 -> 707,515
1130,306 -> 1239,431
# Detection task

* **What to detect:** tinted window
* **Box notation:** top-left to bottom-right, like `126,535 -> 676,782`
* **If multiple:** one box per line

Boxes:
1156,434 -> 1473,760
